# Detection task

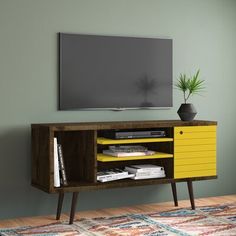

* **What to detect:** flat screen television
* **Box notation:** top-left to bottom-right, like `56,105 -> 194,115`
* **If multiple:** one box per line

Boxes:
59,33 -> 172,110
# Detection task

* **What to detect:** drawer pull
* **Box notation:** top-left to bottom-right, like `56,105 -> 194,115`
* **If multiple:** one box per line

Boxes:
180,131 -> 183,135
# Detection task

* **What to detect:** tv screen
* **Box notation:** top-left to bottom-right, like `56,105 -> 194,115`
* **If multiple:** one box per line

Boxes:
59,33 -> 172,110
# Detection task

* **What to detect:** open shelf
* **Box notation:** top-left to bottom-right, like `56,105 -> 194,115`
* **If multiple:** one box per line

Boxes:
97,137 -> 173,145
97,152 -> 173,162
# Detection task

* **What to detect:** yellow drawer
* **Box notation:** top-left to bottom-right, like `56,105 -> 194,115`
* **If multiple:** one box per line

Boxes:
174,169 -> 216,179
175,150 -> 216,159
174,126 -> 216,140
175,144 -> 216,152
175,156 -> 216,165
175,138 -> 216,146
175,163 -> 216,172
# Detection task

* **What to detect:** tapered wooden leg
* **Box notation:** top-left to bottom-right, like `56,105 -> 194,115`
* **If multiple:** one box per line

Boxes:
187,180 -> 195,210
56,192 -> 64,220
171,182 -> 178,206
69,192 -> 79,224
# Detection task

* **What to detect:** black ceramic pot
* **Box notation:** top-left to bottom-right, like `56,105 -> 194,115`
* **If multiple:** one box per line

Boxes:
177,103 -> 197,121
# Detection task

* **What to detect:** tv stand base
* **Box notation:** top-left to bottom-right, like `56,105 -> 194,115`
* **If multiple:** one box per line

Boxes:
56,180 -> 196,224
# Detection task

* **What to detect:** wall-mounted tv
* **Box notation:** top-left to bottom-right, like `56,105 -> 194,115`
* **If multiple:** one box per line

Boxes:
59,33 -> 172,110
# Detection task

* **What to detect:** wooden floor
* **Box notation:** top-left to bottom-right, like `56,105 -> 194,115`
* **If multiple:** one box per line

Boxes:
0,194 -> 235,228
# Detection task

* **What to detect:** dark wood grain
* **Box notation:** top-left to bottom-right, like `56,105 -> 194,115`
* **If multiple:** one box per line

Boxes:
32,120 -> 217,131
171,182 -> 178,206
187,180 -> 195,210
56,130 -> 97,183
56,192 -> 64,220
69,192 -> 79,224
31,126 -> 52,192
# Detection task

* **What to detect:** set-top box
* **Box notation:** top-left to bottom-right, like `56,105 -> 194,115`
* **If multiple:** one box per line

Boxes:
103,130 -> 166,139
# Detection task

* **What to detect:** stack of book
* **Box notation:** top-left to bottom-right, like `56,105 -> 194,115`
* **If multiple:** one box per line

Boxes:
54,138 -> 68,187
102,145 -> 155,157
97,168 -> 135,182
125,164 -> 166,180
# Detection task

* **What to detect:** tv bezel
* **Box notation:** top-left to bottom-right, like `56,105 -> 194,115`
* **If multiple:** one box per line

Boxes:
59,33 -> 173,111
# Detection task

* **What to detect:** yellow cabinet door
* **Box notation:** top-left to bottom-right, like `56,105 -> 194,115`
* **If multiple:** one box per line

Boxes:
174,126 -> 217,179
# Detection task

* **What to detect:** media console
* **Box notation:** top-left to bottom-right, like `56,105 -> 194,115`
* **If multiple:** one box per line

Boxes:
31,120 -> 217,224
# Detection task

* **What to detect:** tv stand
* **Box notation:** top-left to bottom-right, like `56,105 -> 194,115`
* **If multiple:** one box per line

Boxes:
31,120 -> 217,224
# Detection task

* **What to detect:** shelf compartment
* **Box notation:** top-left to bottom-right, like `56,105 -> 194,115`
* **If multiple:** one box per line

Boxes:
55,130 -> 97,183
97,152 -> 173,162
97,137 -> 173,145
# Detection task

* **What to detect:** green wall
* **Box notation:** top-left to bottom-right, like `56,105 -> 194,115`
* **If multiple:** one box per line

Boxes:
0,0 -> 236,220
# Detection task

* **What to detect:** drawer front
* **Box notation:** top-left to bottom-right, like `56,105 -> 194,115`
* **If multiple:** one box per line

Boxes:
174,125 -> 217,179
175,126 -> 216,140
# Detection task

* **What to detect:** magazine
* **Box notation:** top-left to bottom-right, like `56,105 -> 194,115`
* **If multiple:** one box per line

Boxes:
97,173 -> 135,182
97,168 -> 129,181
103,150 -> 155,157
125,164 -> 164,173
109,145 -> 148,152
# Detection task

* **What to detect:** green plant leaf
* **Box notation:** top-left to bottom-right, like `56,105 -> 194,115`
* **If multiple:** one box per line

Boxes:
188,70 -> 205,95
175,73 -> 189,92
175,69 -> 205,103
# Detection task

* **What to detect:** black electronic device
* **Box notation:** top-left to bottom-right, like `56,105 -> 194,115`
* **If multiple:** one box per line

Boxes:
102,130 -> 166,139
59,33 -> 173,110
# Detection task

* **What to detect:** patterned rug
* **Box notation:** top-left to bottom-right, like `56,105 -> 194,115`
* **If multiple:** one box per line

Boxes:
1,203 -> 236,236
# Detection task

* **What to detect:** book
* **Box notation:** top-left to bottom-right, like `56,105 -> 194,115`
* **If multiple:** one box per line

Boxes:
109,145 -> 148,152
57,144 -> 68,186
125,167 -> 164,175
97,173 -> 135,182
125,164 -> 164,173
131,173 -> 166,180
102,150 -> 155,157
134,170 -> 165,177
53,138 -> 60,187
125,163 -> 166,180
97,168 -> 129,181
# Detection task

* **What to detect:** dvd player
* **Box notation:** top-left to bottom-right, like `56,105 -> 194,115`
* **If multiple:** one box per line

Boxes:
103,130 -> 166,139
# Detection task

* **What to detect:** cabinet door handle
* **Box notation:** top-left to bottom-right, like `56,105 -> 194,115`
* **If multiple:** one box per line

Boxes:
179,131 -> 183,135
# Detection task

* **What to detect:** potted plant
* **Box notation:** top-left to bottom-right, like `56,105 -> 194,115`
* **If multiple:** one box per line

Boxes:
175,69 -> 205,121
